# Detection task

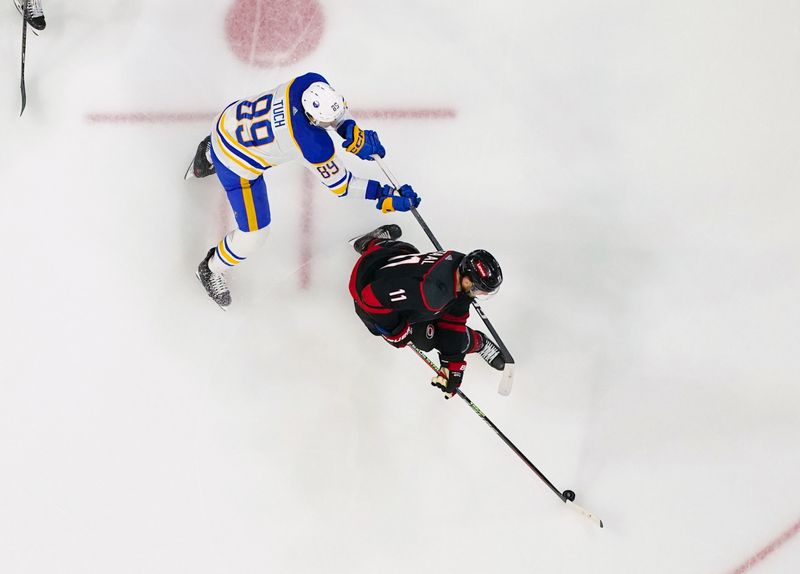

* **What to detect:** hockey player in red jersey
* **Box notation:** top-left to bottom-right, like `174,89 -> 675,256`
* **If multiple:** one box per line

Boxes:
349,225 -> 505,398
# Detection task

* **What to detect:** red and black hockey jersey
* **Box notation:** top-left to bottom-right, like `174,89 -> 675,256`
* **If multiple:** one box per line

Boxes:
349,243 -> 470,336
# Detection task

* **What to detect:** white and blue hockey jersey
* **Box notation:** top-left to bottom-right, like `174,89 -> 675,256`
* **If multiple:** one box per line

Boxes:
210,72 -> 364,196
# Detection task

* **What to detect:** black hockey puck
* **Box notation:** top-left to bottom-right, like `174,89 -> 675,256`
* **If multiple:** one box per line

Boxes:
563,490 -> 576,501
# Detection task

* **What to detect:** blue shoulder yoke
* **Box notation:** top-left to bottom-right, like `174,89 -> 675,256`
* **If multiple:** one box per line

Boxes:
288,72 -> 337,165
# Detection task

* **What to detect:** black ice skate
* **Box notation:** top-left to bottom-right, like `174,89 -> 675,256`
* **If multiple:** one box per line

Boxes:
185,135 -> 216,179
15,0 -> 45,30
477,333 -> 505,370
196,248 -> 231,309
352,224 -> 402,254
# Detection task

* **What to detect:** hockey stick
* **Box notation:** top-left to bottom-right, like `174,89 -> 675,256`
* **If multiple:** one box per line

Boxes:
19,1 -> 27,116
372,155 -> 515,395
408,342 -> 603,528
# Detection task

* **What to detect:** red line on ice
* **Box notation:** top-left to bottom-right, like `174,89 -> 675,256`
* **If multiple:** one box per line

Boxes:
89,107 -> 455,289
85,109 -> 456,123
86,112 -> 216,123
299,171 -> 313,290
729,518 -> 800,574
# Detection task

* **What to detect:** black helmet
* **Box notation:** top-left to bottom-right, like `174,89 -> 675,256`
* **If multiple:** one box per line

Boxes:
459,250 -> 502,294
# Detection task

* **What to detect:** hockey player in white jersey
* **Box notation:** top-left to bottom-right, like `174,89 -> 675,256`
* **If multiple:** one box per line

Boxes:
188,72 -> 420,308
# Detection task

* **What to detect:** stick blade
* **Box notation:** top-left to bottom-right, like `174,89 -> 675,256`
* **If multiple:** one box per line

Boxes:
565,499 -> 604,528
497,362 -> 515,396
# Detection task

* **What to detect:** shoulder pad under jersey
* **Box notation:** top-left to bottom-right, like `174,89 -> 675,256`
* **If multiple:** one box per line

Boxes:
289,75 -> 336,164
421,251 -> 460,311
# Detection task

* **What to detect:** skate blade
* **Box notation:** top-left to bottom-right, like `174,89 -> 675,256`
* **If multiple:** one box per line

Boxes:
183,160 -> 196,180
195,271 -> 228,311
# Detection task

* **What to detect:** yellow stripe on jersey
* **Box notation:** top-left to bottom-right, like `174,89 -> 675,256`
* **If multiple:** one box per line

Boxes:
241,178 -> 259,231
329,182 -> 349,196
213,132 -> 261,176
218,113 -> 270,169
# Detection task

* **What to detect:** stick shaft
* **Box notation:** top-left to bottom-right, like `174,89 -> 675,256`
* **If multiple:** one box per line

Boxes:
372,156 -> 443,250
372,156 -> 515,364
20,8 -> 27,116
408,343 -> 564,501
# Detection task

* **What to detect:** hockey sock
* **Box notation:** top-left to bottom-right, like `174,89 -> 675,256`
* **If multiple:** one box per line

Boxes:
208,227 -> 270,274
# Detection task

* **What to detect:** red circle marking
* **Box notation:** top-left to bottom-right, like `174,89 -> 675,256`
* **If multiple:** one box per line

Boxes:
225,0 -> 324,68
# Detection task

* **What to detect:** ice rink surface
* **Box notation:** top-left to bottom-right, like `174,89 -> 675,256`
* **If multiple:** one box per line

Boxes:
2,1 -> 799,572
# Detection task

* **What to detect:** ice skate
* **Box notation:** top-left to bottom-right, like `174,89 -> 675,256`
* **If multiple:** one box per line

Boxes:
196,248 -> 231,309
185,135 -> 216,180
477,334 -> 505,370
15,0 -> 45,31
351,224 -> 402,254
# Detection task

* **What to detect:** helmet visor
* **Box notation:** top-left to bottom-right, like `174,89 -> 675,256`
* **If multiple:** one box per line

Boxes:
468,284 -> 500,301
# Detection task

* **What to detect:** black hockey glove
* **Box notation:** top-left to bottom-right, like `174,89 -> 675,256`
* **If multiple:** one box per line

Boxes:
430,360 -> 466,399
382,323 -> 412,348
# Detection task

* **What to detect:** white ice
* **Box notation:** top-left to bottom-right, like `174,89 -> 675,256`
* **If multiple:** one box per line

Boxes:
2,1 -> 800,573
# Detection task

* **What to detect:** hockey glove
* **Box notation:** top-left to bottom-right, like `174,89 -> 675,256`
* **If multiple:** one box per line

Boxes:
365,180 -> 421,213
396,184 -> 420,204
339,120 -> 385,160
377,188 -> 421,213
381,323 -> 413,348
431,361 -> 466,399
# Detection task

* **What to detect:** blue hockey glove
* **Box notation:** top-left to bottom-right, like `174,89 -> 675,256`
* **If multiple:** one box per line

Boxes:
377,196 -> 419,213
339,120 -> 385,160
395,184 -> 420,204
377,184 -> 420,213
364,179 -> 393,200
365,181 -> 421,213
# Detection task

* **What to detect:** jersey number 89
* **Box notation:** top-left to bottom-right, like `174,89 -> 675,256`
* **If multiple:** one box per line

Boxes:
235,95 -> 275,147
